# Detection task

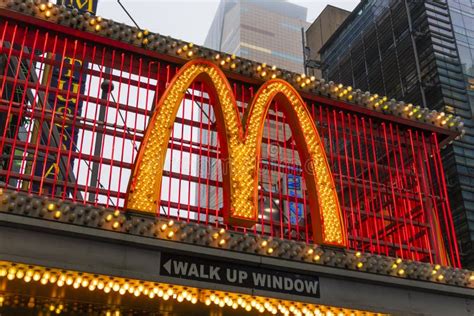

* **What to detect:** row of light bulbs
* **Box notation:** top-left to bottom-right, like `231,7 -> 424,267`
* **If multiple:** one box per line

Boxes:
2,0 -> 464,137
0,261 -> 383,316
1,189 -> 473,288
0,293 -> 122,315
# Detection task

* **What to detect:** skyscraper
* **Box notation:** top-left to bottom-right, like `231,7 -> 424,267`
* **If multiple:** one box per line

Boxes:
315,0 -> 474,268
204,0 -> 310,73
201,0 -> 311,223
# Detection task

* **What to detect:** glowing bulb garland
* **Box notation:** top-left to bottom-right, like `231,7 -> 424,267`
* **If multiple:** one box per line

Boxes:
0,261 -> 383,316
1,189 -> 471,288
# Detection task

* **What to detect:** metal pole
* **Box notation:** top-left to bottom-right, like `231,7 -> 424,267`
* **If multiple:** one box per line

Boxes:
301,27 -> 307,76
88,68 -> 113,203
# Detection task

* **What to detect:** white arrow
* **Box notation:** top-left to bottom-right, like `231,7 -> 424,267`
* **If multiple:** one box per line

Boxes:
163,259 -> 172,274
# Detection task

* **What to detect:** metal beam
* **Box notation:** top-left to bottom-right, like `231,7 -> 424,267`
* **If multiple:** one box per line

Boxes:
4,43 -> 83,201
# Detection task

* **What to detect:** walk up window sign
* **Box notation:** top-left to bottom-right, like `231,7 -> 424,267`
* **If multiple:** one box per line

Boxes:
160,253 -> 320,298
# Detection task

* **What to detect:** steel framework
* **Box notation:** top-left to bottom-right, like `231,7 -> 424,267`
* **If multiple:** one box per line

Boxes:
0,14 -> 461,267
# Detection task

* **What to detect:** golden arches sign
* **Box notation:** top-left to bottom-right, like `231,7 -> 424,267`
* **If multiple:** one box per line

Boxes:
125,59 -> 346,247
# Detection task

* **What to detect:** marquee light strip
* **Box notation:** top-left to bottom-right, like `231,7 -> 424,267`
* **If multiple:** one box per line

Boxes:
1,190 -> 473,287
124,59 -> 345,246
0,261 -> 385,316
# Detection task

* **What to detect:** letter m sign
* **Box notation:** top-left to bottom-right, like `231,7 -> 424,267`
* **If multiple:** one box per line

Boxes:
56,0 -> 98,14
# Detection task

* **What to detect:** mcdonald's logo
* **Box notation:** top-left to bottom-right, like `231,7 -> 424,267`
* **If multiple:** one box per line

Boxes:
125,59 -> 347,247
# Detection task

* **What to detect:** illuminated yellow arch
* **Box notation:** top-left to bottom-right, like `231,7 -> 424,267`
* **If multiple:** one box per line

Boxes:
125,59 -> 346,247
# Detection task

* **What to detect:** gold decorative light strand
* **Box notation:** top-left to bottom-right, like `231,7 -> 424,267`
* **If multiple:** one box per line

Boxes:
0,261 -> 385,316
125,59 -> 346,246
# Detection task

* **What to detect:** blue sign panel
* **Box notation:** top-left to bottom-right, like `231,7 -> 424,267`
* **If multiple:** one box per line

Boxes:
287,173 -> 304,225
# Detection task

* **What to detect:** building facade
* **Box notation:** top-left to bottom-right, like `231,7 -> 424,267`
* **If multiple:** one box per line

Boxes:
304,5 -> 350,78
0,1 -> 473,315
204,0 -> 309,73
446,0 -> 474,267
317,0 -> 474,268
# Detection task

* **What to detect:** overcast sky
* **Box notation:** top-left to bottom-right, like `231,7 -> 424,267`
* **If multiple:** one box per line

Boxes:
97,0 -> 359,46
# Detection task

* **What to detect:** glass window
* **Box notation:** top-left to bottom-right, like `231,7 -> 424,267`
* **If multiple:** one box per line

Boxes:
448,1 -> 461,10
454,146 -> 465,155
463,15 -> 474,31
460,2 -> 473,13
430,25 -> 453,36
454,25 -> 467,35
434,44 -> 458,56
462,190 -> 474,201
439,75 -> 466,88
437,59 -> 463,71
459,0 -> 472,6
467,29 -> 474,38
455,32 -> 469,43
450,11 -> 464,26
428,17 -> 452,29
457,44 -> 474,70
432,35 -> 457,47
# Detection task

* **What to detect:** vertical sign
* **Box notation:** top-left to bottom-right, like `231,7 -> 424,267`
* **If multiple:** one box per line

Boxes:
287,172 -> 304,225
33,1 -> 98,194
